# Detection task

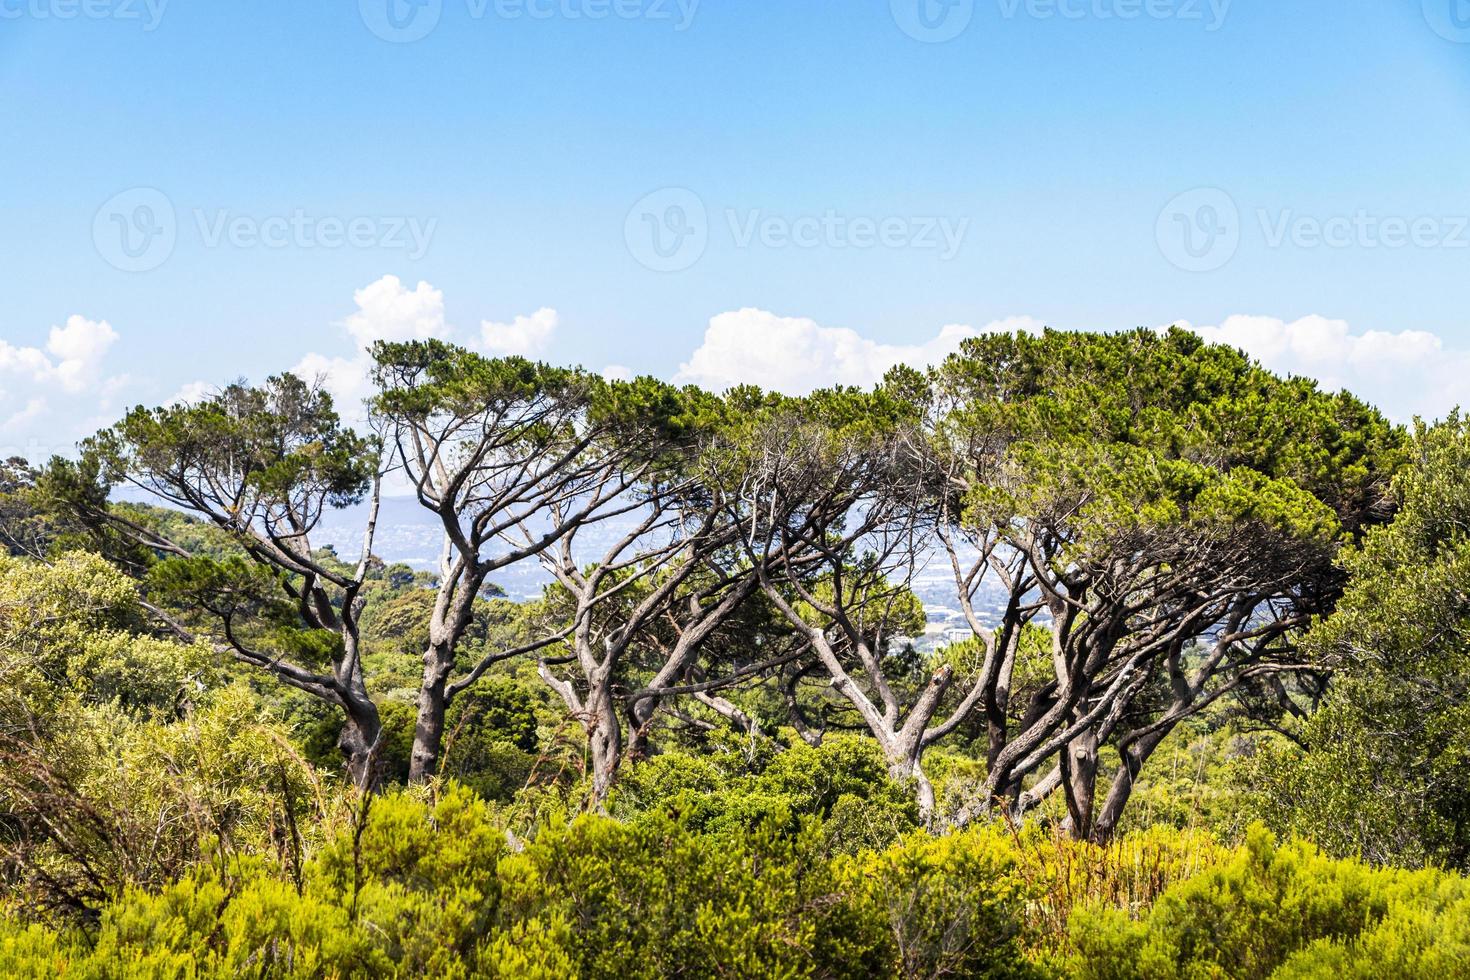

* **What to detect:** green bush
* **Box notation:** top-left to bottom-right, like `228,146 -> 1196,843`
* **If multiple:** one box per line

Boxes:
1067,825 -> 1470,979
7,799 -> 1470,978
611,734 -> 921,850
830,827 -> 1046,980
497,813 -> 818,978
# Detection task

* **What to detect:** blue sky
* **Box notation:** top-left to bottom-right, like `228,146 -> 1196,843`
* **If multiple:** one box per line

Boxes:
3,0 -> 1470,458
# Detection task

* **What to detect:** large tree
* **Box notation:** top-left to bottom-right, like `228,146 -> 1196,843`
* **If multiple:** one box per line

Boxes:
926,328 -> 1400,838
369,341 -> 748,787
371,343 -> 636,783
526,386 -> 809,804
0,457 -> 49,559
722,381 -> 987,825
39,376 -> 389,787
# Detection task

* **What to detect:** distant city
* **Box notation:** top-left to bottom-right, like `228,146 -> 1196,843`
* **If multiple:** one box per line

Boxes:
314,496 -> 1019,651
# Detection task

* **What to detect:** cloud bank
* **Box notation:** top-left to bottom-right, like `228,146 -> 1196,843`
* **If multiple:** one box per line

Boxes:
673,308 -> 1045,395
1175,314 -> 1462,422
280,276 -> 562,423
0,315 -> 126,455
14,276 -> 1461,468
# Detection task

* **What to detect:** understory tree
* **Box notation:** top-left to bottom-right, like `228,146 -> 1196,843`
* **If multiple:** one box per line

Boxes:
725,382 -> 984,825
39,376 -> 390,787
1246,416 -> 1470,869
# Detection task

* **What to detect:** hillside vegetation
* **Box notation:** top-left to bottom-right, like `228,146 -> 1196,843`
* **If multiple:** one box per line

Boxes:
2,329 -> 1467,977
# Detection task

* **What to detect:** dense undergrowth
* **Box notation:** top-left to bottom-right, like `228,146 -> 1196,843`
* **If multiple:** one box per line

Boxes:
3,781 -> 1467,979
2,547 -> 1468,977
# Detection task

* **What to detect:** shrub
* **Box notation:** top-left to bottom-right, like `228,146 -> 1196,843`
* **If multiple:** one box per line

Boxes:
1065,825 -> 1470,979
496,812 -> 817,979
828,827 -> 1046,980
610,734 -> 921,850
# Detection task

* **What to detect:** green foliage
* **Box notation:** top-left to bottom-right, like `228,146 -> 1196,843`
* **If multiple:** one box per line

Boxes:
0,686 -> 324,918
611,734 -> 922,847
1246,417 -> 1470,869
5,795 -> 1470,978
497,813 -> 817,979
437,679 -> 542,802
98,373 -> 375,511
0,916 -> 72,979
935,327 -> 1400,551
1067,826 -> 1470,980
2,331 -> 1463,977
833,827 -> 1046,980
0,551 -> 217,715
0,456 -> 50,559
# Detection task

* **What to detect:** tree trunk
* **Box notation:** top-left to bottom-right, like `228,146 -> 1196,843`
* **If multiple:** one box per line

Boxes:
896,759 -> 937,827
694,692 -> 759,738
339,699 -> 384,791
1061,726 -> 1099,841
1092,726 -> 1171,843
587,695 -> 624,807
408,639 -> 455,784
885,734 -> 938,828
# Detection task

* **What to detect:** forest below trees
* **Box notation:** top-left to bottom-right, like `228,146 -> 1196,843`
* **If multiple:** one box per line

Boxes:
3,328 -> 1470,977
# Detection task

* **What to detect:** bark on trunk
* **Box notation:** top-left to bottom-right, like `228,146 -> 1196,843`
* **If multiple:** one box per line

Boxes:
339,700 -> 384,791
886,719 -> 939,828
1061,726 -> 1099,841
587,695 -> 624,807
891,757 -> 937,827
408,639 -> 455,784
1092,726 -> 1171,843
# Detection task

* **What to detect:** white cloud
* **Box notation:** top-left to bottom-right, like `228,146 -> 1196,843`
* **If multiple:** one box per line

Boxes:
287,276 -> 560,426
673,308 -> 1044,395
0,315 -> 118,395
0,398 -> 45,434
290,351 -> 377,422
167,380 -> 217,407
292,275 -> 449,423
602,364 -> 634,382
671,307 -> 1468,422
477,307 -> 558,358
341,275 -> 447,347
0,315 -> 125,456
1174,314 -> 1466,422
46,316 -> 119,391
